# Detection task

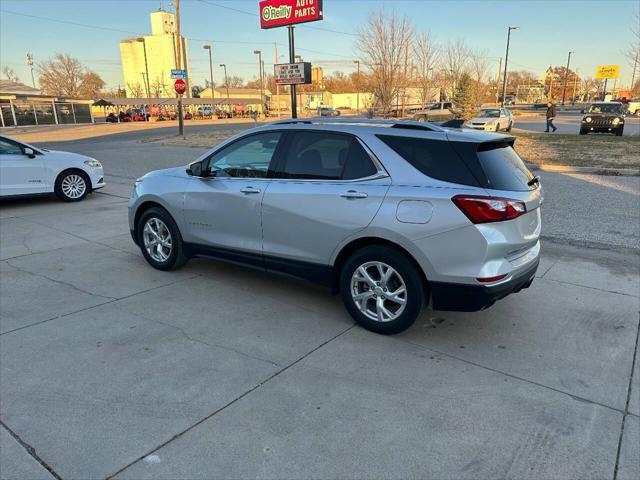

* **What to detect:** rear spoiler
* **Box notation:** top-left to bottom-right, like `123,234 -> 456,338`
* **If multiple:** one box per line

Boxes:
441,119 -> 465,128
477,137 -> 515,151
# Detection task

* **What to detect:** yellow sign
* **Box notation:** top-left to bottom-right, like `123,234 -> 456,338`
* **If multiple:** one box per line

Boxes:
596,65 -> 620,79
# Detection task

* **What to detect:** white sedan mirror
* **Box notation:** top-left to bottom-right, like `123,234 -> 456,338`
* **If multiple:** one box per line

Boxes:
23,147 -> 36,158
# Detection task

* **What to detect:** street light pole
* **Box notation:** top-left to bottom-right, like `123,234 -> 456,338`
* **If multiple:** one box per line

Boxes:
219,64 -> 230,112
174,0 -> 184,136
353,60 -> 360,114
501,26 -> 518,107
561,51 -> 574,105
253,50 -> 264,115
203,45 -> 214,102
288,25 -> 297,119
26,52 -> 35,88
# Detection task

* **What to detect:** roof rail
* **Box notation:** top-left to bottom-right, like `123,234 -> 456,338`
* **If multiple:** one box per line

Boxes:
269,117 -> 446,132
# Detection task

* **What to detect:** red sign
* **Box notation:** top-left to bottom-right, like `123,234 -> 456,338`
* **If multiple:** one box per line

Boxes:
259,0 -> 323,29
174,79 -> 186,95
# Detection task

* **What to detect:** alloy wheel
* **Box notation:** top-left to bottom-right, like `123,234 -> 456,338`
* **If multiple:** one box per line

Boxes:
143,217 -> 172,263
61,174 -> 86,199
350,261 -> 407,322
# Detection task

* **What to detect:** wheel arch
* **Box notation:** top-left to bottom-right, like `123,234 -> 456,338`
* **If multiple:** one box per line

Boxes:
331,236 -> 430,297
55,168 -> 92,193
132,200 -> 173,244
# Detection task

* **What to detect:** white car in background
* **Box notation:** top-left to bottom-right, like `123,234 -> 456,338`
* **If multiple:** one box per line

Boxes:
467,107 -> 514,132
0,135 -> 105,201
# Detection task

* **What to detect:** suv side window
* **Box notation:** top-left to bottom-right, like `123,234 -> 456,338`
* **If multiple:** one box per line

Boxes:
444,103 -> 452,109
281,131 -> 377,180
205,132 -> 281,178
377,135 -> 479,187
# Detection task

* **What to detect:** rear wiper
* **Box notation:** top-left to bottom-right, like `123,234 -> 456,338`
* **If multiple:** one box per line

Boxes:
527,175 -> 540,187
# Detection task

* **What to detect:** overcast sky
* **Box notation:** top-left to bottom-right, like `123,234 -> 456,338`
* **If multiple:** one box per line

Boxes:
1,0 -> 637,90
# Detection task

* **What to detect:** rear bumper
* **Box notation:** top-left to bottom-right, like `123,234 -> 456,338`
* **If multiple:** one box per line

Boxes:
429,257 -> 539,312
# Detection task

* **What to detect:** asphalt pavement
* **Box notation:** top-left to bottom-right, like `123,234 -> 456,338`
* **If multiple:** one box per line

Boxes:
515,113 -> 640,136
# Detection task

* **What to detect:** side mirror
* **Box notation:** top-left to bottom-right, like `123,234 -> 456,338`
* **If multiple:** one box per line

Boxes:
187,162 -> 203,177
23,147 -> 36,158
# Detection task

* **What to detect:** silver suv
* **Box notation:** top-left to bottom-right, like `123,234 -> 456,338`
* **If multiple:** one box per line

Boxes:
129,118 -> 542,334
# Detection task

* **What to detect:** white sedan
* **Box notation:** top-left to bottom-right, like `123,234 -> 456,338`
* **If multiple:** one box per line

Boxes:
0,135 -> 105,201
467,107 -> 514,132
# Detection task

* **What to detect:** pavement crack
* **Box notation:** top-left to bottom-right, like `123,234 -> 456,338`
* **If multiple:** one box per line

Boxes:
5,259 -> 117,301
0,420 -> 64,480
613,312 -> 640,480
543,277 -> 639,298
394,336 -> 628,415
149,317 -> 282,367
105,323 -> 356,480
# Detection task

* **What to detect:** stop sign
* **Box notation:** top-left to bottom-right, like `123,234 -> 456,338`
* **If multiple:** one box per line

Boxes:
174,79 -> 186,95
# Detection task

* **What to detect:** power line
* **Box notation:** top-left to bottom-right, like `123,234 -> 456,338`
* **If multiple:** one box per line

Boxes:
197,0 -> 358,37
1,9 -> 143,35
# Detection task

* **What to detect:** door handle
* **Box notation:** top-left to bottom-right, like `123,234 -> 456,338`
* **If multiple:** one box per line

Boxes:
240,186 -> 261,194
340,190 -> 368,199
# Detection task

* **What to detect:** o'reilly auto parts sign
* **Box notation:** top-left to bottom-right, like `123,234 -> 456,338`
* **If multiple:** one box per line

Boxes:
274,62 -> 312,85
260,0 -> 323,29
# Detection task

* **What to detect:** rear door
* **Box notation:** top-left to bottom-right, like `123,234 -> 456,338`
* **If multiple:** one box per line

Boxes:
0,138 -> 46,196
262,130 -> 391,268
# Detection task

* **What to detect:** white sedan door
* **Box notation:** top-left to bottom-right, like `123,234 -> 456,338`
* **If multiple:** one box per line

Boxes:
0,138 -> 46,196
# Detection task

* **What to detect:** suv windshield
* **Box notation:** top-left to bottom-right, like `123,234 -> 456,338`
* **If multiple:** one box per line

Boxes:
480,109 -> 500,118
588,104 -> 623,114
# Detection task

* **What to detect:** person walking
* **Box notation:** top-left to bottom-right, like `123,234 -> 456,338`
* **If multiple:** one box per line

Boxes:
545,101 -> 558,132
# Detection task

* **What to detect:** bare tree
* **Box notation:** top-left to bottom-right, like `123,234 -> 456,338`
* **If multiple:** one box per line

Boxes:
2,66 -> 19,83
149,77 -> 167,97
412,31 -> 439,107
38,53 -> 105,98
220,75 -> 243,88
625,9 -> 640,88
441,39 -> 471,96
469,50 -> 491,106
357,9 -> 414,115
126,82 -> 144,98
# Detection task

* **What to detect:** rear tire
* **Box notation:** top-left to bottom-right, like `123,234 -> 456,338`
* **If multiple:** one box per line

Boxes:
55,170 -> 90,202
615,127 -> 624,136
339,246 -> 425,335
137,207 -> 188,271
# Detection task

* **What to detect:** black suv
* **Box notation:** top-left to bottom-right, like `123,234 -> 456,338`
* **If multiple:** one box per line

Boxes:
580,102 -> 625,136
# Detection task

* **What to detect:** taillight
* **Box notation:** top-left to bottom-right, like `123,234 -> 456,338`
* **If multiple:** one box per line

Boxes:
452,195 -> 526,224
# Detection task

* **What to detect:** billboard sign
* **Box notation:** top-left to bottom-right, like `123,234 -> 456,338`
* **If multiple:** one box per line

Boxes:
595,65 -> 620,79
259,0 -> 323,29
171,69 -> 187,80
274,62 -> 312,85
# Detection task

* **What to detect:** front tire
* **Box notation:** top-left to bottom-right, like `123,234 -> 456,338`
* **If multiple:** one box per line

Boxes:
579,128 -> 587,135
615,127 -> 624,136
55,170 -> 89,202
506,121 -> 513,132
137,207 -> 188,271
340,246 -> 425,335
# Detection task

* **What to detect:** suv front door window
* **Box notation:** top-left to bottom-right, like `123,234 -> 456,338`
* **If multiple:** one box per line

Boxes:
182,132 -> 282,255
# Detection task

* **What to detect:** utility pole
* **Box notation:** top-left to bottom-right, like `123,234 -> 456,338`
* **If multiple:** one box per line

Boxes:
253,50 -> 264,115
274,43 -> 280,118
353,60 -> 360,114
401,42 -> 408,116
175,0 -> 184,136
501,26 -> 518,107
219,64 -> 230,109
561,51 -> 574,105
631,50 -> 639,91
495,57 -> 502,104
203,45 -> 214,102
26,52 -> 35,88
288,25 -> 297,118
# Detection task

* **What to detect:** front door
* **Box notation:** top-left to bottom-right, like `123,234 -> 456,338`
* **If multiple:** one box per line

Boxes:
0,139 -> 45,196
262,130 -> 391,268
182,131 -> 282,258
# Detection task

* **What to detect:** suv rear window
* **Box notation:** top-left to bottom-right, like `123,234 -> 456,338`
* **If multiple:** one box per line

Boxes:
477,143 -> 535,191
377,135 -> 479,186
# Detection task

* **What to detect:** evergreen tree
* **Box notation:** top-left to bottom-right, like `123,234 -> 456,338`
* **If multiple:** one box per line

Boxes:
452,73 -> 477,120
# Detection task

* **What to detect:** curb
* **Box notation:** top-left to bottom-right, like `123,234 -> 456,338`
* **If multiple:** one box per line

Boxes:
526,163 -> 640,177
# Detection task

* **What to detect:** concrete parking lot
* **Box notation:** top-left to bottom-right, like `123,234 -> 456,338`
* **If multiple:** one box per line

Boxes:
1,125 -> 639,479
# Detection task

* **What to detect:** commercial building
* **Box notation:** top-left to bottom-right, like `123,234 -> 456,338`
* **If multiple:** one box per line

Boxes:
199,87 -> 270,112
0,80 -> 93,127
119,9 -> 190,98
